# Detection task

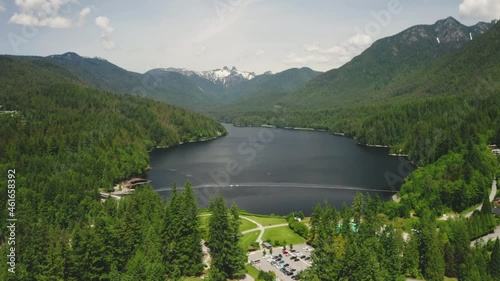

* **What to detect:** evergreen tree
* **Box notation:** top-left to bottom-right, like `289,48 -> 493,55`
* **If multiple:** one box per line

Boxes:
418,211 -> 445,281
208,196 -> 246,279
177,182 -> 204,276
228,204 -> 247,277
490,238 -> 500,278
402,231 -> 420,278
352,192 -> 365,225
380,225 -> 403,280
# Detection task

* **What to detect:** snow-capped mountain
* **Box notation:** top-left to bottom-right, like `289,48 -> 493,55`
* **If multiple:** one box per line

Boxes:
158,66 -> 256,86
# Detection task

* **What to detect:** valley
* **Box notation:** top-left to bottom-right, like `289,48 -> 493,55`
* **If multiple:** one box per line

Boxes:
0,6 -> 499,281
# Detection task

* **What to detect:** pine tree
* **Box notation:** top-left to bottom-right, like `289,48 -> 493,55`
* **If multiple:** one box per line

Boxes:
402,231 -> 420,278
380,225 -> 403,280
490,238 -> 500,278
352,192 -> 365,225
418,211 -> 445,281
228,204 -> 247,277
481,192 -> 492,215
208,196 -> 247,280
166,182 -> 205,276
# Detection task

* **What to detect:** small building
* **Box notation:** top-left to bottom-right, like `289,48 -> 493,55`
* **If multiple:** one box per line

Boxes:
492,208 -> 500,216
262,242 -> 273,249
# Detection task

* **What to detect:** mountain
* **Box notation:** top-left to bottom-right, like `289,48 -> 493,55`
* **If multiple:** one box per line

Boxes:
213,67 -> 321,110
280,17 -> 494,109
222,20 -> 500,164
47,52 -> 143,93
46,53 -> 320,110
159,66 -> 256,85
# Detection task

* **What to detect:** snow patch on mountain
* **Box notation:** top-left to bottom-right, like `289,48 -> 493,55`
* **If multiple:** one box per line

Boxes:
159,66 -> 256,85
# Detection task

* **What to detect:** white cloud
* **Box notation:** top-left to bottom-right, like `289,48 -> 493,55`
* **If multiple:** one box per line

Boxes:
299,34 -> 372,67
95,16 -> 116,50
77,7 -> 91,27
0,3 -> 5,13
322,34 -> 372,55
459,0 -> 500,20
9,13 -> 71,28
8,0 -> 75,28
283,53 -> 330,65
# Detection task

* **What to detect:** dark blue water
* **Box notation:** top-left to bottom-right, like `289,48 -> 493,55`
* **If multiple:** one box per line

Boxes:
148,124 -> 413,215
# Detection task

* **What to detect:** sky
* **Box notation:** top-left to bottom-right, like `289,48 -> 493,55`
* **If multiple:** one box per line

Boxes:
0,0 -> 499,74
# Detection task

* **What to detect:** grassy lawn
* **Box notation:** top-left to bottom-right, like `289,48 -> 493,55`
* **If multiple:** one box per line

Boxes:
242,215 -> 287,226
262,226 -> 306,245
239,230 -> 260,250
245,264 -> 261,280
240,218 -> 258,232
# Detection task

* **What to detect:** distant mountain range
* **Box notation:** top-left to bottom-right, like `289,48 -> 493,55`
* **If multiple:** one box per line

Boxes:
42,53 -> 321,110
156,66 -> 256,85
3,17 -> 496,116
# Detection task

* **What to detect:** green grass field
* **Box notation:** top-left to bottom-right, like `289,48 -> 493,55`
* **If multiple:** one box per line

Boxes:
262,226 -> 306,245
241,215 -> 287,226
245,264 -> 261,280
199,215 -> 258,233
240,218 -> 258,232
239,231 -> 260,250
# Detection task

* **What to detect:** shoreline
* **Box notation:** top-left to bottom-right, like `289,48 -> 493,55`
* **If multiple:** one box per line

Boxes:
233,123 -> 329,133
232,123 -> 413,159
151,131 -> 225,151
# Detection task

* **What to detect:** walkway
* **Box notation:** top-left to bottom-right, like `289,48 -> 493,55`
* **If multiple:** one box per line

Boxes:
240,216 -> 288,249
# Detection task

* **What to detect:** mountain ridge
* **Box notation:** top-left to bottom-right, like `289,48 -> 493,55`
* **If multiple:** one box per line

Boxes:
279,17 -> 494,109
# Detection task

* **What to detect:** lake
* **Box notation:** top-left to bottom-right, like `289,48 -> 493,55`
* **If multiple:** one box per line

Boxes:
148,124 -> 414,215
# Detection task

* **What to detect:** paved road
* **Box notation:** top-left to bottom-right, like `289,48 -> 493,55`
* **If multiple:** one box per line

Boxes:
240,216 -> 289,249
471,224 -> 500,247
465,178 -> 497,218
439,178 -> 497,220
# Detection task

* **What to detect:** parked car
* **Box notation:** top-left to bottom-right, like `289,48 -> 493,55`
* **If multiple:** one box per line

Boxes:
279,260 -> 285,264
284,263 -> 289,267
300,255 -> 306,259
305,256 -> 311,260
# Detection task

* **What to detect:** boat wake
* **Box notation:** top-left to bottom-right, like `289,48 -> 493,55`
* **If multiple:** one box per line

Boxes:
154,182 -> 396,194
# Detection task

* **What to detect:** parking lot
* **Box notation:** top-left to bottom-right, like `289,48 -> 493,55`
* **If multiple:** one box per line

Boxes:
248,243 -> 314,281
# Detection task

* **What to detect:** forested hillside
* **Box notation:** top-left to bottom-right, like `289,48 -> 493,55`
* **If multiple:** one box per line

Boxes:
0,56 -> 225,279
281,17 -> 493,109
301,194 -> 500,281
